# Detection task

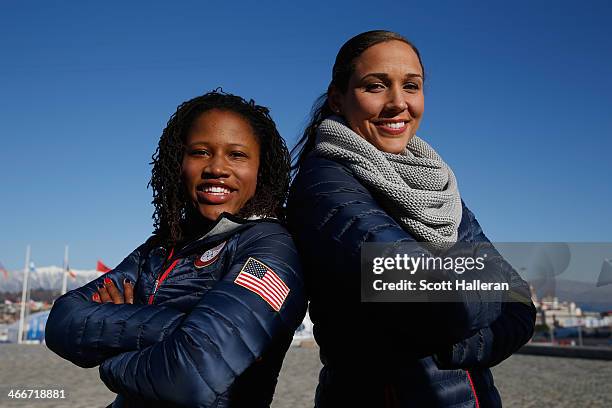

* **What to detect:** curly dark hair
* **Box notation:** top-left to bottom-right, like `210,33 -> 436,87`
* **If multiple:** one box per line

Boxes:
149,90 -> 290,246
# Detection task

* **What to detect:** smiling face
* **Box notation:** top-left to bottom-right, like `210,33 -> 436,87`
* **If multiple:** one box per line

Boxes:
329,40 -> 425,154
181,109 -> 260,222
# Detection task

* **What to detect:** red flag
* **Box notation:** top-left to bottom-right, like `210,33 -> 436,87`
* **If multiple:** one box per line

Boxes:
0,262 -> 8,280
96,260 -> 111,273
67,264 -> 77,279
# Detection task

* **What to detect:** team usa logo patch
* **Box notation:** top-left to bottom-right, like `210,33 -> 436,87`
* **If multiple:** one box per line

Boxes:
234,257 -> 290,311
194,241 -> 226,268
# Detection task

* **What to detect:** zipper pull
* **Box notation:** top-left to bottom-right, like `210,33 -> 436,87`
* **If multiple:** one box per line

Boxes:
148,280 -> 160,305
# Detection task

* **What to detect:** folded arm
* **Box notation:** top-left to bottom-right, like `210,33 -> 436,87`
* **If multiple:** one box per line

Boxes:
288,158 -> 513,351
45,244 -> 185,368
433,206 -> 537,369
98,224 -> 307,407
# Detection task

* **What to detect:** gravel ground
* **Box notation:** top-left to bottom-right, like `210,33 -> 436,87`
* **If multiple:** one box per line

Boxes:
491,354 -> 612,408
0,344 -> 610,408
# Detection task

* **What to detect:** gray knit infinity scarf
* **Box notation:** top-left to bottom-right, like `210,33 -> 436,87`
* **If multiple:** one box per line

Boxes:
313,116 -> 462,247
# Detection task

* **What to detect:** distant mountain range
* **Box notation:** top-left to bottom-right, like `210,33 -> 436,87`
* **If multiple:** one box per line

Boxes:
0,266 -> 100,293
2,268 -> 611,313
530,278 -> 612,312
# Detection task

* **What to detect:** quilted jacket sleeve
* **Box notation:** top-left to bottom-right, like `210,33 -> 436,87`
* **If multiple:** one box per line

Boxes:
287,157 -> 508,348
45,243 -> 185,368
433,205 -> 536,369
98,223 -> 307,407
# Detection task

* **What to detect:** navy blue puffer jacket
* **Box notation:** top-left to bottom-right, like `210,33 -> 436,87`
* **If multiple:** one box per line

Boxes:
287,156 -> 536,408
46,216 -> 307,407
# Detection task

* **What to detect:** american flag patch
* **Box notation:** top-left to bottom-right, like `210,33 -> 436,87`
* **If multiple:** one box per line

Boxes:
234,257 -> 290,311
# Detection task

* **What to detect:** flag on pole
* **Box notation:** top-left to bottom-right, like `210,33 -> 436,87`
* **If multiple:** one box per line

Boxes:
67,263 -> 77,279
96,260 -> 111,273
0,262 -> 8,280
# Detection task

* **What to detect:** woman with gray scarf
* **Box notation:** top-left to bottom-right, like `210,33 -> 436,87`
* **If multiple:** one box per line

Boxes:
287,30 -> 535,408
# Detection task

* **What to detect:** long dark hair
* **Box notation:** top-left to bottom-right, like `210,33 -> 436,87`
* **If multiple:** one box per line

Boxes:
150,90 -> 291,246
290,30 -> 425,170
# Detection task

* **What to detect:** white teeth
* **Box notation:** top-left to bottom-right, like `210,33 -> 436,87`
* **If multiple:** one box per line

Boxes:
385,122 -> 405,129
202,186 -> 231,194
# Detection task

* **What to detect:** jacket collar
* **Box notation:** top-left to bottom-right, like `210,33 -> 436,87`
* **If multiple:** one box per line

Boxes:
175,213 -> 278,257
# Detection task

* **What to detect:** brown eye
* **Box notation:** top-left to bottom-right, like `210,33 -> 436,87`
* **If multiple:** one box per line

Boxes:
404,82 -> 420,91
365,83 -> 385,92
191,149 -> 210,156
230,151 -> 248,158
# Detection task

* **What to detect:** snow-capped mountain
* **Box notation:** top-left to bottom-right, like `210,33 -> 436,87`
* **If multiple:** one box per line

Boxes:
0,266 -> 101,293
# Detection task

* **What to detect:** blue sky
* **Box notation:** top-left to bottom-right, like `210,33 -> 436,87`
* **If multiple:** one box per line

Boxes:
1,0 -> 611,270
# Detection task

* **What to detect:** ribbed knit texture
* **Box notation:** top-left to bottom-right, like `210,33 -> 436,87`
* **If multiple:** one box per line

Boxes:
314,116 -> 462,247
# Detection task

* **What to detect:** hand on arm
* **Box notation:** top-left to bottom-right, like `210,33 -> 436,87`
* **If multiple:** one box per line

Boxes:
98,225 -> 307,407
92,277 -> 134,304
45,245 -> 185,368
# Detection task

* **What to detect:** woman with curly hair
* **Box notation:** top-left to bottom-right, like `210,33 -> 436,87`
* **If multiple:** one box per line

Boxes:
46,90 -> 307,408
